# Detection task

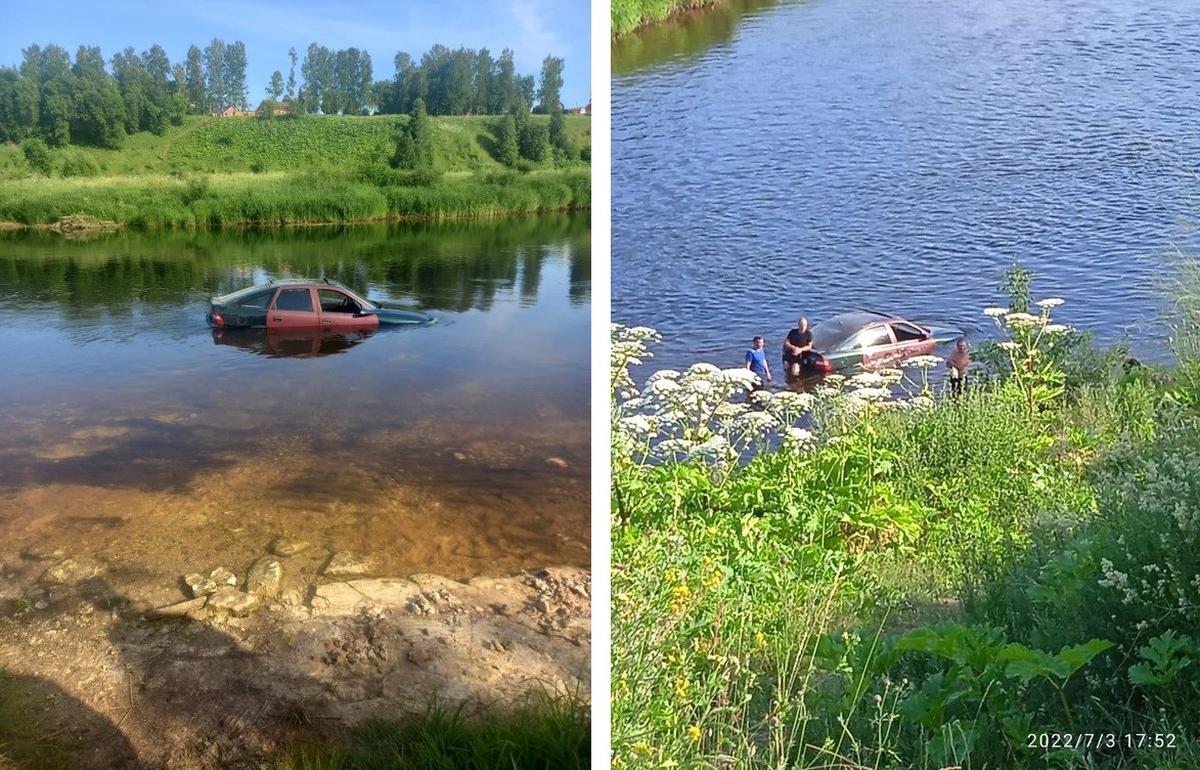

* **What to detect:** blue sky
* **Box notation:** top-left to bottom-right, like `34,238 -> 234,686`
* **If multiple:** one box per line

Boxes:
0,0 -> 591,106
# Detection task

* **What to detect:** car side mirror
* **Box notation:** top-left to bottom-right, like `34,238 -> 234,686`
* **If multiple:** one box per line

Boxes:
356,307 -> 379,317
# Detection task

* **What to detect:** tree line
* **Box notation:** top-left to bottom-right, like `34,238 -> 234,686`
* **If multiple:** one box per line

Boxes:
0,39 -> 573,149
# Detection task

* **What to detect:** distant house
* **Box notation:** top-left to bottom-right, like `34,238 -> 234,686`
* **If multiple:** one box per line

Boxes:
571,103 -> 591,116
213,105 -> 255,117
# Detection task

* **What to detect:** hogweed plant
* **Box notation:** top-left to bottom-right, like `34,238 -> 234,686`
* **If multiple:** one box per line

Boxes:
982,296 -> 1072,418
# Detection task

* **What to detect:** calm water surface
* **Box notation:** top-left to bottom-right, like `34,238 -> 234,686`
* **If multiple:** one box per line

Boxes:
614,0 -> 1200,373
0,216 -> 589,600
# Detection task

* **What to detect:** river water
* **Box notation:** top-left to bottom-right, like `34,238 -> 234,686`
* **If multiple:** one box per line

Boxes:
0,216 -> 589,604
613,0 -> 1200,374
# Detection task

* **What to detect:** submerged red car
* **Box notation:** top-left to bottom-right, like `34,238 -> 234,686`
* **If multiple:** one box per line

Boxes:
805,310 -> 963,373
206,278 -> 433,330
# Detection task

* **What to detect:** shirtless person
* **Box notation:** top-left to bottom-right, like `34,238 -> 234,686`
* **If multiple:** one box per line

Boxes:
782,317 -> 814,377
947,338 -> 971,396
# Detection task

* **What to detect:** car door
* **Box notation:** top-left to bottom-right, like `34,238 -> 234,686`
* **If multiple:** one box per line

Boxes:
889,321 -> 935,360
315,288 -> 378,330
267,286 -> 320,329
857,324 -> 900,369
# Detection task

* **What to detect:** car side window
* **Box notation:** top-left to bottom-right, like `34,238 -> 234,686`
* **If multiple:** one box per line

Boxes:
317,289 -> 359,314
851,326 -> 893,350
239,289 -> 273,309
891,322 -> 925,342
274,288 -> 313,312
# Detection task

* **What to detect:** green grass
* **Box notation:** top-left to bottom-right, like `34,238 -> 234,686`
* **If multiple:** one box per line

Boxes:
0,168 -> 589,228
275,695 -> 590,770
612,0 -> 730,36
0,114 -> 591,178
0,114 -> 591,227
611,268 -> 1200,769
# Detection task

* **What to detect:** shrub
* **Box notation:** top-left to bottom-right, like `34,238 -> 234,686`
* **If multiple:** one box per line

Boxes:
59,151 -> 101,178
20,138 -> 53,175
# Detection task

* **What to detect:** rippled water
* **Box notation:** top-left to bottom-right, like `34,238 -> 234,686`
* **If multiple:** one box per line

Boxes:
0,217 -> 589,601
613,0 -> 1200,374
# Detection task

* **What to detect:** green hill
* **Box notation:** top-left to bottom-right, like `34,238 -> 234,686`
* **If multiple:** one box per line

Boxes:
0,114 -> 591,178
0,114 -> 591,228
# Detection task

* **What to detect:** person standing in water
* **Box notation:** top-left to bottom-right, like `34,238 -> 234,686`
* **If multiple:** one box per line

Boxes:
745,336 -> 772,388
783,317 -> 814,377
947,338 -> 971,396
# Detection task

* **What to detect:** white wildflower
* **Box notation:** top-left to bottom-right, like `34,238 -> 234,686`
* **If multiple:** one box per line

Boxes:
1004,312 -> 1040,326
849,387 -> 891,402
647,369 -> 680,383
735,411 -> 777,433
997,341 -> 1019,351
766,391 -> 815,415
983,307 -> 1008,317
1036,297 -> 1065,309
903,355 -> 944,369
1043,324 -> 1071,334
684,363 -> 721,379
721,368 -> 760,388
619,415 -> 657,437
908,396 -> 934,410
848,372 -> 887,388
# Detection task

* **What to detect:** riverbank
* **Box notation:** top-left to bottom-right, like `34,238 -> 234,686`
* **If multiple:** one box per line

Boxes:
0,169 -> 589,230
612,0 -> 758,37
0,557 -> 589,768
611,267 -> 1200,768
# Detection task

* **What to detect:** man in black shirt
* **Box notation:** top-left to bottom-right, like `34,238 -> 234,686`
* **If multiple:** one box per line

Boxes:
783,317 -> 814,377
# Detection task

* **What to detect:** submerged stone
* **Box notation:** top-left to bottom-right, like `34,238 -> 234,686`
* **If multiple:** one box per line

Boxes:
269,536 -> 311,557
323,551 -> 374,578
246,558 -> 283,598
206,587 -> 259,617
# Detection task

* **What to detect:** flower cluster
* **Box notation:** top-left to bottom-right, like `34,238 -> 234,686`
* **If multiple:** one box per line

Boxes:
611,323 -> 956,468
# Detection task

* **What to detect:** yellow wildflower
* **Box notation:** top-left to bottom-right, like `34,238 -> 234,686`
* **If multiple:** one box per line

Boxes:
687,724 -> 702,742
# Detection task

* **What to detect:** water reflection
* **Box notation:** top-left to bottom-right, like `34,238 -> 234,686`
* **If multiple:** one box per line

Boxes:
211,327 -> 379,358
612,0 -> 780,76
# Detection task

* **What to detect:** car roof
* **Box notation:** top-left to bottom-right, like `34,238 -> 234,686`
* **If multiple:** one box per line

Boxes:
811,309 -> 919,348
212,277 -> 354,303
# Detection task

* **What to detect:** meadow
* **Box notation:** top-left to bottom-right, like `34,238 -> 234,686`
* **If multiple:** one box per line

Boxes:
611,264 -> 1200,769
0,114 -> 591,228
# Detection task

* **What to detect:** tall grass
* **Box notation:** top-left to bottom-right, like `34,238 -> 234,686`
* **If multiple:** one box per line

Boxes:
0,169 -> 590,228
276,694 -> 589,770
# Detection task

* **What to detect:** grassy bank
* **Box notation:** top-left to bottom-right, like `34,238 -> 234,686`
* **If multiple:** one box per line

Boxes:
0,114 -> 591,228
276,696 -> 589,770
612,266 -> 1200,768
0,168 -> 589,228
613,0 -> 730,36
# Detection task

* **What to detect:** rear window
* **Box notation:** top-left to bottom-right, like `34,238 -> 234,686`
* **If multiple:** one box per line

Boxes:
274,288 -> 313,312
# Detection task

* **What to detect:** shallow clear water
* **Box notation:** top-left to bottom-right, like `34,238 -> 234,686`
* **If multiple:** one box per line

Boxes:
613,0 -> 1200,374
0,216 -> 590,596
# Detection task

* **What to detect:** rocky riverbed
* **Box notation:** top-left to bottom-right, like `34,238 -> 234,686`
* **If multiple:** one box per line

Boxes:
0,541 -> 589,769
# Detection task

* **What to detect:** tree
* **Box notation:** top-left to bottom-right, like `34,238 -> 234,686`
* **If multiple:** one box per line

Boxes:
518,120 -> 548,162
409,97 -> 432,167
536,55 -> 564,114
391,97 -> 433,169
285,47 -> 297,101
549,108 -> 574,160
223,41 -> 248,109
203,38 -> 227,108
494,48 -> 517,114
268,70 -> 283,100
473,48 -> 493,114
185,45 -> 205,112
495,113 -> 518,166
0,68 -> 39,142
21,137 -> 53,174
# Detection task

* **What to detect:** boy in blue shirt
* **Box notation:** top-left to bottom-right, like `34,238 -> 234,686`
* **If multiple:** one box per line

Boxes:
745,336 -> 772,388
